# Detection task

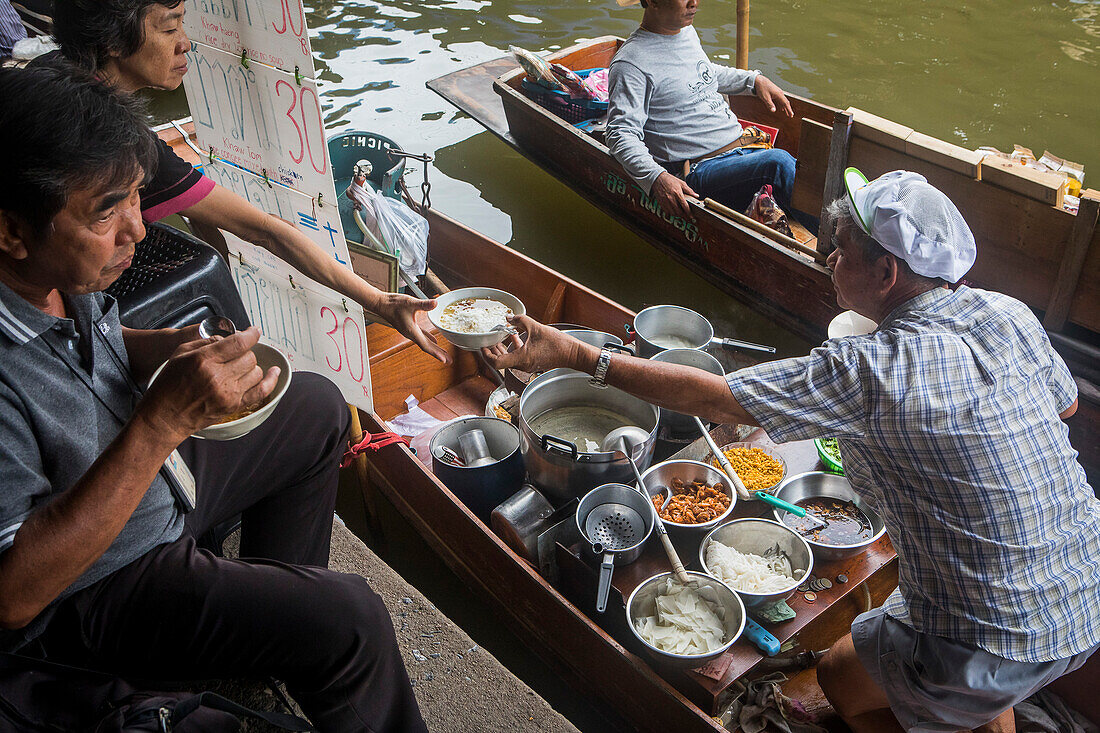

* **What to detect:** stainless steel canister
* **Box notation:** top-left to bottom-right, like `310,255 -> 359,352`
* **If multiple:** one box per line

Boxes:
649,348 -> 726,433
430,417 -> 526,523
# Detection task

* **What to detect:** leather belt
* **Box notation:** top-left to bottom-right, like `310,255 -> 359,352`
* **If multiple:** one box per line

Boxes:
676,128 -> 772,178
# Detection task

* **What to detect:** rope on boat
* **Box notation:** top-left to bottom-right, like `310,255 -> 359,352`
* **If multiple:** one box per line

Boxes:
342,430 -> 410,468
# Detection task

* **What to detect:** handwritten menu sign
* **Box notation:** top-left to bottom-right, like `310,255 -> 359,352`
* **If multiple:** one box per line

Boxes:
203,158 -> 350,267
226,232 -> 373,410
182,0 -> 315,78
183,42 -> 333,199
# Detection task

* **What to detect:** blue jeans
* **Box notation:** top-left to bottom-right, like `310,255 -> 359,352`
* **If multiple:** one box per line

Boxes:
686,147 -> 797,215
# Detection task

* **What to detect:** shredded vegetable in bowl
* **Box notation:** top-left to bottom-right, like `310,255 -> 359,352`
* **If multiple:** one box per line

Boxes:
705,540 -> 801,594
634,578 -> 726,655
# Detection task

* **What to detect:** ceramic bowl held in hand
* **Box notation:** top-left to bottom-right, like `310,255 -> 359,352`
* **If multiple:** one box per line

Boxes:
427,287 -> 526,351
149,342 -> 292,441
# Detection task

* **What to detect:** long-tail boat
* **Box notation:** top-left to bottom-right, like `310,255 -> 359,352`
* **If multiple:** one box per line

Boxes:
427,36 -> 1100,481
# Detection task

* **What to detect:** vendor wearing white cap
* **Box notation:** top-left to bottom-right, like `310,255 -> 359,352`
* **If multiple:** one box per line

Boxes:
485,170 -> 1099,733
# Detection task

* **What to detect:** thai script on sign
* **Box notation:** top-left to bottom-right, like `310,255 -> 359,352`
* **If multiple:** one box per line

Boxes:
226,233 -> 373,410
184,42 -> 332,200
183,0 -> 315,77
203,158 -> 349,267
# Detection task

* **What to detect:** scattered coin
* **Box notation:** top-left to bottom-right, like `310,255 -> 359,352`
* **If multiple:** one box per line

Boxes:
803,591 -> 817,603
836,574 -> 849,584
819,578 -> 833,590
798,582 -> 811,592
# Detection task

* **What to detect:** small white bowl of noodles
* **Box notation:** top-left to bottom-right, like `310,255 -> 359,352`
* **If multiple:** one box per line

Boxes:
427,287 -> 527,351
626,571 -> 745,668
148,342 -> 292,441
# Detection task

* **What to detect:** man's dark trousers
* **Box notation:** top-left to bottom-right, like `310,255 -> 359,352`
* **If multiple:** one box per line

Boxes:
39,373 -> 427,732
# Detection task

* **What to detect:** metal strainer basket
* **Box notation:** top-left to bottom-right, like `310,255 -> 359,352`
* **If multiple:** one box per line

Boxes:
576,483 -> 655,613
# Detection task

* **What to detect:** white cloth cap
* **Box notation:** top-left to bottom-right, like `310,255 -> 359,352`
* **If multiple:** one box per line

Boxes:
844,168 -> 976,283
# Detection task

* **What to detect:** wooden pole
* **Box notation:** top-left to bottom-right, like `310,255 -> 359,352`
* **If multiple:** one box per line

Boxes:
736,0 -> 750,69
348,405 -> 387,553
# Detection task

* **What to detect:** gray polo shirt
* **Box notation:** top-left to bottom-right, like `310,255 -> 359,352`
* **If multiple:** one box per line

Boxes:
0,281 -> 183,650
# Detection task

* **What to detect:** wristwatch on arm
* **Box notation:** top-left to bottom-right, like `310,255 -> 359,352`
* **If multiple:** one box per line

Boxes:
589,347 -> 613,389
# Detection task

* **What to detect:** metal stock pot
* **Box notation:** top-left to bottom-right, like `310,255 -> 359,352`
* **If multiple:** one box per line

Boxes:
518,369 -> 659,503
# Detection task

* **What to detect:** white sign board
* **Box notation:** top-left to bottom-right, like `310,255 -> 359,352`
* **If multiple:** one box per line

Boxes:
225,232 -> 373,410
183,0 -> 316,78
203,158 -> 350,268
184,41 -> 333,199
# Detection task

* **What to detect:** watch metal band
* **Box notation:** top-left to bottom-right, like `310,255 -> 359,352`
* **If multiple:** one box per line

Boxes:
590,347 -> 613,388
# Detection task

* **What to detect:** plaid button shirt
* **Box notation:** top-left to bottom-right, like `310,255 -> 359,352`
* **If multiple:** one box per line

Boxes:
727,286 -> 1100,662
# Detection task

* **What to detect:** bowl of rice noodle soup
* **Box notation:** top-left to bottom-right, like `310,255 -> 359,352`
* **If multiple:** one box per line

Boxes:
148,342 -> 292,441
428,287 -> 526,350
626,571 -> 745,668
699,518 -> 813,609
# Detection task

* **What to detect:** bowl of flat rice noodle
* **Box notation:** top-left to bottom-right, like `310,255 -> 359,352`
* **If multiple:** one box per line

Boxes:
626,571 -> 745,668
149,342 -> 292,441
427,287 -> 526,351
699,518 -> 813,609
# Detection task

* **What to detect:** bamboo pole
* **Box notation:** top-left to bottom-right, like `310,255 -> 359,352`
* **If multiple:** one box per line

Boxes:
702,197 -> 829,264
736,0 -> 749,69
348,405 -> 387,552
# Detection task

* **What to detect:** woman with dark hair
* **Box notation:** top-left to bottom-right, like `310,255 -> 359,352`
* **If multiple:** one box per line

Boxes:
48,0 -> 449,363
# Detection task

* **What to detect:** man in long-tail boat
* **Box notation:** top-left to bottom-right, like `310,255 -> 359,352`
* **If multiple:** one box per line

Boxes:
39,0 -> 448,364
486,169 -> 1100,733
606,0 -> 799,220
0,65 -> 427,733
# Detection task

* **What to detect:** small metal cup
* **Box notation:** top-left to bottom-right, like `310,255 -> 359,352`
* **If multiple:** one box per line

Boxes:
458,429 -> 494,467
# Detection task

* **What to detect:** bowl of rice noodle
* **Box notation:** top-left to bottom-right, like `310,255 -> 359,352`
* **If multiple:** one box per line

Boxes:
626,571 -> 745,668
699,518 -> 813,609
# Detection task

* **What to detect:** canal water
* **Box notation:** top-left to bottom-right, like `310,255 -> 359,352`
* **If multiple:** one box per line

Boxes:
152,0 -> 1100,359
150,1 -> 1099,727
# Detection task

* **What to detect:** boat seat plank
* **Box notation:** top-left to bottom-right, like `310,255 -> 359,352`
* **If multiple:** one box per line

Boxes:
792,118 -> 830,218
432,375 -> 497,418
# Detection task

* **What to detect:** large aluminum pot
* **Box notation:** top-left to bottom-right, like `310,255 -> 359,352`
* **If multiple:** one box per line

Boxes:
519,368 -> 659,503
649,348 -> 725,432
632,305 -> 713,358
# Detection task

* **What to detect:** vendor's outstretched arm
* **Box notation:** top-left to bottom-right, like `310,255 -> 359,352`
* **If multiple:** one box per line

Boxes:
184,185 -> 448,363
484,315 -> 758,427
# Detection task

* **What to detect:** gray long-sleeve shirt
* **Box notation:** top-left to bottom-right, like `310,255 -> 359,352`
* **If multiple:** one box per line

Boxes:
605,25 -> 759,194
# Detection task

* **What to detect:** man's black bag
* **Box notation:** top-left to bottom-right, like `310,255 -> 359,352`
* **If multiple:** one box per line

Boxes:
0,653 -> 314,732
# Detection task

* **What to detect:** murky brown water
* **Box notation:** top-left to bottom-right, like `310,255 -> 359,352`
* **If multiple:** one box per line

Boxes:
151,0 -> 1098,358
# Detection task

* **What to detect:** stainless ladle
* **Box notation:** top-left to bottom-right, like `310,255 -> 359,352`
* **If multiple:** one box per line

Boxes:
198,315 -> 236,340
601,428 -> 690,585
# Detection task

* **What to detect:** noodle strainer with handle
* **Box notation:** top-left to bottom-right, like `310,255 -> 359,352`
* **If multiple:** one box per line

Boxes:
576,483 -> 655,613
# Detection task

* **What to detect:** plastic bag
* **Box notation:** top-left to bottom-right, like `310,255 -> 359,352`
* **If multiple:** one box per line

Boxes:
346,182 -> 428,278
509,45 -> 565,91
745,184 -> 793,238
581,68 -> 610,102
387,395 -> 444,438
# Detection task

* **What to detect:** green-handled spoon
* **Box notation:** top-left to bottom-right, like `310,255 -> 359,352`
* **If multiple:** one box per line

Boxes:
754,490 -> 827,531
